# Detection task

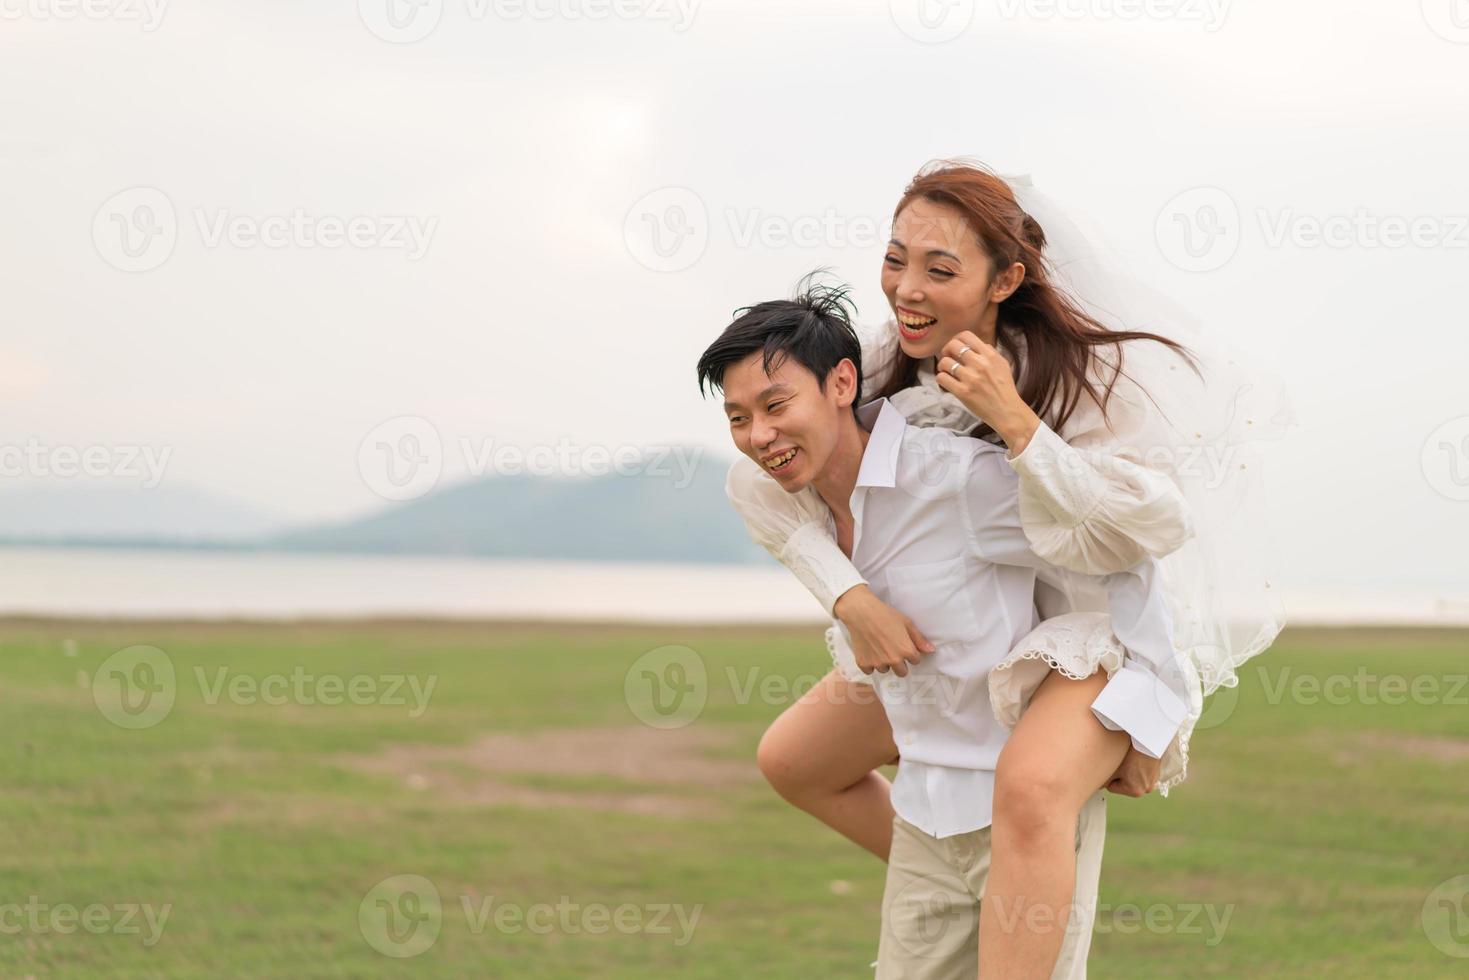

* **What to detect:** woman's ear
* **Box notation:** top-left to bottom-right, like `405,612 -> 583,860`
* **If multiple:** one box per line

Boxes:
989,261 -> 1026,303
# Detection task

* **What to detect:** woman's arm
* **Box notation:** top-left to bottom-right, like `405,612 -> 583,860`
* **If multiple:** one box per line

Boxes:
939,332 -> 1194,575
725,455 -> 933,674
1005,408 -> 1193,575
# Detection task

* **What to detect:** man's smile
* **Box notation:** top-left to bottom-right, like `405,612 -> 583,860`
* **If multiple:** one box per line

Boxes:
762,447 -> 800,474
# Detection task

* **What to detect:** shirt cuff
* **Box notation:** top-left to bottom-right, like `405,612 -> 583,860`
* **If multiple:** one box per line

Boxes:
1089,662 -> 1190,759
1005,422 -> 1108,527
781,522 -> 867,616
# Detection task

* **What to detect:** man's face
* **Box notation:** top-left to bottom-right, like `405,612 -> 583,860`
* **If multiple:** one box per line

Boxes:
722,350 -> 852,494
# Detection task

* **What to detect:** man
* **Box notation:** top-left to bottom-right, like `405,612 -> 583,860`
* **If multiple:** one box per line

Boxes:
696,285 -> 1192,978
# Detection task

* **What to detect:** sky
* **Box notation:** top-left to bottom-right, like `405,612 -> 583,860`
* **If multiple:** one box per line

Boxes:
2,0 -> 1467,595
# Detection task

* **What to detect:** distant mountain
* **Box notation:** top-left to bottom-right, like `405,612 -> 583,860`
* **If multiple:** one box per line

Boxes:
0,453 -> 774,565
0,483 -> 287,542
266,453 -> 768,564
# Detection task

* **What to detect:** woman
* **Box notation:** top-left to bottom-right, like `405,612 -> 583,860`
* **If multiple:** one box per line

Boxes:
727,161 -> 1288,976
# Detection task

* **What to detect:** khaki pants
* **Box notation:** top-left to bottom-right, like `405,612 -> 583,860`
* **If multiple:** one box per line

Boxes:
875,791 -> 1107,979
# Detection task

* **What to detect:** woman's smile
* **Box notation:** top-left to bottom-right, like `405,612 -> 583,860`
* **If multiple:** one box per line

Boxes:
896,306 -> 937,341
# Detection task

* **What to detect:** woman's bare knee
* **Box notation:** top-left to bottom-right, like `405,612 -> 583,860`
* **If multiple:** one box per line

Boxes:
993,747 -> 1073,837
991,669 -> 1124,844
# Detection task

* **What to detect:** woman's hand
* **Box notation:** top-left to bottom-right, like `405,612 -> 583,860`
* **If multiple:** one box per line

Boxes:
934,331 -> 1042,455
831,585 -> 935,678
1105,745 -> 1163,797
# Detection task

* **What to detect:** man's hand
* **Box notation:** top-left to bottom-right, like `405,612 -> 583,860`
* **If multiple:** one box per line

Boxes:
1106,745 -> 1163,797
832,585 -> 934,678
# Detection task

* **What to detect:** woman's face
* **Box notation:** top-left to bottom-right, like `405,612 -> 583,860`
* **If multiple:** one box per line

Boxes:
880,197 -> 999,361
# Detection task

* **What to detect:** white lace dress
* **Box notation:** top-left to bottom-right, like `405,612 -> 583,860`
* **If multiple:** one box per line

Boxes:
727,320 -> 1209,793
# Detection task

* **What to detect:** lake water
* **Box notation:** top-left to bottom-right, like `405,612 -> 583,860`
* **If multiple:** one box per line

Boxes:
0,547 -> 825,622
0,547 -> 1465,627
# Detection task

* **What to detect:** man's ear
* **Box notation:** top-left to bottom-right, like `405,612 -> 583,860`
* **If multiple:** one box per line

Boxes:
989,261 -> 1026,303
830,358 -> 860,409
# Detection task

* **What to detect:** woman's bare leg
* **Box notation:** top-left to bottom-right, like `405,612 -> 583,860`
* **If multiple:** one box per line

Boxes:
757,669 -> 899,860
978,670 -> 1131,979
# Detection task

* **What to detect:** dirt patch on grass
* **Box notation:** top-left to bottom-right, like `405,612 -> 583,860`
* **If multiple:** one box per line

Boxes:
338,725 -> 760,817
1352,732 -> 1469,763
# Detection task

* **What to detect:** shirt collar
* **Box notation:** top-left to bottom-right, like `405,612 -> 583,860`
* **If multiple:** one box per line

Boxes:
854,397 -> 908,489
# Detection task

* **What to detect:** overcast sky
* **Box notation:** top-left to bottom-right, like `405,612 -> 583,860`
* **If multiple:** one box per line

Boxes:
3,0 -> 1467,594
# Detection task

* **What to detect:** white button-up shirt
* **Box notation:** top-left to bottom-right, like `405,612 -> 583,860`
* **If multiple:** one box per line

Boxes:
836,398 -> 1190,839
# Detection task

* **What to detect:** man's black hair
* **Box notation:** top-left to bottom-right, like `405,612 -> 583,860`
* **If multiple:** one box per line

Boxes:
696,273 -> 863,412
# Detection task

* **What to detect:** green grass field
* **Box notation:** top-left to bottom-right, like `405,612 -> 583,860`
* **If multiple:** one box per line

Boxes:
2,619 -> 1466,978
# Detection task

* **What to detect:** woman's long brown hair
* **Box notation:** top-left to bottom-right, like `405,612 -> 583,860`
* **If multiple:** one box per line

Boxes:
873,162 -> 1196,436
